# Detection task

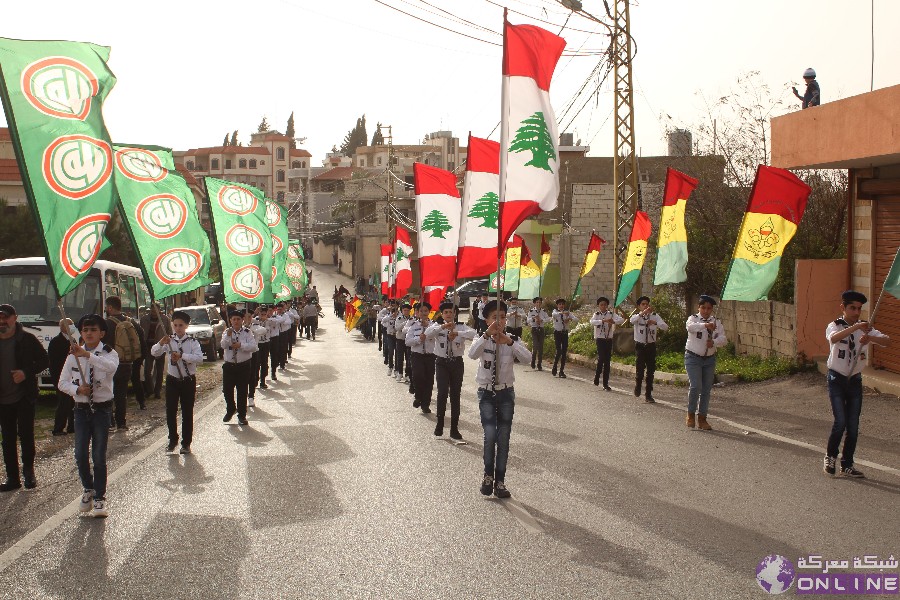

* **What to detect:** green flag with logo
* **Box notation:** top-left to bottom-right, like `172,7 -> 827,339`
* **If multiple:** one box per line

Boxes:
204,177 -> 274,304
266,199 -> 292,300
0,38 -> 119,298
285,239 -> 307,297
112,144 -> 212,300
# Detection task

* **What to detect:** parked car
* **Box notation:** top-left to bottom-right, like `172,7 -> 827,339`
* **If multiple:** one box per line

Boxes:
455,278 -> 489,309
175,304 -> 226,361
204,282 -> 223,306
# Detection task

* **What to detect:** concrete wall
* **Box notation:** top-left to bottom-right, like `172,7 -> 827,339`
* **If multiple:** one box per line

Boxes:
716,300 -> 797,359
795,259 -> 849,359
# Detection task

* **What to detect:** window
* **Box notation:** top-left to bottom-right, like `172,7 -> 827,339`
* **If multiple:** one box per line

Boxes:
239,158 -> 247,168
225,159 -> 232,169
301,161 -> 306,168
211,159 -> 219,170
292,161 -> 301,168
277,192 -> 285,201
448,162 -> 455,172
276,170 -> 285,182
359,159 -> 364,167
249,159 -> 257,169
377,157 -> 382,166
186,160 -> 194,170
276,147 -> 285,161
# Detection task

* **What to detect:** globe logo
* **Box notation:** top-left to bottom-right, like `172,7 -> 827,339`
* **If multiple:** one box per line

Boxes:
756,555 -> 795,594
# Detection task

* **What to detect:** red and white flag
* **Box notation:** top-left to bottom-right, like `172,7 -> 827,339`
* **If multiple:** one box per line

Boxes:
392,226 -> 413,298
424,286 -> 446,310
414,163 -> 461,289
499,18 -> 566,251
457,134 -> 500,278
380,243 -> 392,297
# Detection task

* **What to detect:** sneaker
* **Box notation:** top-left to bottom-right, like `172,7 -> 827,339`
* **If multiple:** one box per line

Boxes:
421,406 -> 432,414
530,363 -> 536,369
259,382 -> 268,389
0,478 -> 22,492
92,498 -> 108,518
551,368 -> 557,376
645,396 -> 656,404
403,376 -> 410,384
166,440 -> 178,453
449,430 -> 463,441
51,430 -> 68,436
559,372 -> 567,379
480,474 -> 494,496
537,365 -> 542,371
179,444 -> 191,455
79,489 -> 94,512
493,480 -> 511,499
23,470 -> 36,490
823,455 -> 836,476
248,397 -> 256,408
223,411 -> 234,423
593,378 -> 599,386
272,374 -> 278,381
238,417 -> 249,426
387,366 -> 393,376
433,424 -> 443,437
603,386 -> 612,391
413,399 -> 420,409
839,465 -> 865,478
634,384 -> 641,397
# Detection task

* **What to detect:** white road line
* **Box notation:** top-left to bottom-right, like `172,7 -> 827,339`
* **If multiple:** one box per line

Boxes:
502,499 -> 544,534
0,391 -> 222,574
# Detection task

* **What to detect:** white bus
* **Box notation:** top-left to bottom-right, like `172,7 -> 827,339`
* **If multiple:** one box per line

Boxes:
0,257 -> 159,387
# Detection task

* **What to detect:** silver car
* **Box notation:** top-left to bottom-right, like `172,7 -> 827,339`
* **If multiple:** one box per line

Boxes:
174,304 -> 226,361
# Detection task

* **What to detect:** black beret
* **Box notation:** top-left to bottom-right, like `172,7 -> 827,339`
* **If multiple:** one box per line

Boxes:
228,310 -> 244,319
419,301 -> 432,311
842,290 -> 867,305
482,300 -> 508,317
77,314 -> 107,332
439,301 -> 454,312
636,296 -> 651,304
172,310 -> 191,323
698,295 -> 718,306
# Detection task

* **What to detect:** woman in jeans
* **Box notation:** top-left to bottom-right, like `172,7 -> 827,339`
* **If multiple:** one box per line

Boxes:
684,295 -> 727,430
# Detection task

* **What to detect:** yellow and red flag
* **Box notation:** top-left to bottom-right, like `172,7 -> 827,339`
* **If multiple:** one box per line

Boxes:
653,168 -> 698,285
721,166 -> 811,301
573,232 -> 605,298
615,211 -> 652,306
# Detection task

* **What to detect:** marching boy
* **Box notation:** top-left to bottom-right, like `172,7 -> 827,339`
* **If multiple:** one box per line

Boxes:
527,297 -> 549,370
684,295 -> 727,430
151,311 -> 204,454
426,302 -> 476,440
630,296 -> 669,403
254,307 -> 272,390
263,306 -> 282,382
405,302 -> 434,413
381,302 -> 398,376
58,314 -> 119,518
393,303 -> 412,382
221,310 -> 258,426
590,296 -> 624,390
823,291 -> 889,478
467,300 -> 532,498
551,298 -> 577,378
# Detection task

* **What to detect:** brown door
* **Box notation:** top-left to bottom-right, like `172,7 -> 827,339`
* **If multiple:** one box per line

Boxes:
872,195 -> 900,370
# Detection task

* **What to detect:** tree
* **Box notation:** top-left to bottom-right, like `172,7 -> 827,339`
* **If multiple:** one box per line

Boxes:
467,192 -> 499,229
508,111 -> 556,172
222,133 -> 230,147
421,209 -> 453,239
339,114 -> 368,157
371,122 -> 384,146
257,116 -> 270,133
230,130 -> 238,147
286,112 -> 296,149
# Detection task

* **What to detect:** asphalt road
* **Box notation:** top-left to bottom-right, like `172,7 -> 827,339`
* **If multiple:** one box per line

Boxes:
1,266 -> 898,599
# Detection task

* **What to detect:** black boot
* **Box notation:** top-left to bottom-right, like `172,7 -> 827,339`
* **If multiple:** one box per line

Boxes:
23,467 -> 36,490
0,477 -> 21,492
634,380 -> 642,397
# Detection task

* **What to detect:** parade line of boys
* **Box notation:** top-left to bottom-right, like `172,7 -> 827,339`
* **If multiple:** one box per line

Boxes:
354,289 -> 886,500
0,288 -> 883,517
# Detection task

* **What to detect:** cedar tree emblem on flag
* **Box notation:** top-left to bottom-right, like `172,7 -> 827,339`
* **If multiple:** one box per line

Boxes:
509,111 -> 556,172
468,192 -> 499,229
421,209 -> 453,239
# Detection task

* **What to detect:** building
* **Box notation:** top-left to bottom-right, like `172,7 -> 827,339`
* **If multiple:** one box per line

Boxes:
0,128 -> 28,207
352,130 -> 467,174
771,83 -> 900,374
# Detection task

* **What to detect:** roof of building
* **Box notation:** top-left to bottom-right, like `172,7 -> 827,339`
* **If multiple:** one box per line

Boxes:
174,163 -> 199,187
184,146 -> 270,157
0,158 -> 21,182
258,132 -> 293,141
290,148 -> 312,158
312,166 -> 369,181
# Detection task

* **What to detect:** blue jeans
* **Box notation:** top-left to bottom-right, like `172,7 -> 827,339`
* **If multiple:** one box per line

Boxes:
685,351 -> 716,415
478,387 -> 515,482
826,370 -> 863,468
74,405 -> 111,499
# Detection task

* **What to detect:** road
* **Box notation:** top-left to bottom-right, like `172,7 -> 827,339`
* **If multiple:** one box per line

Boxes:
1,265 -> 898,599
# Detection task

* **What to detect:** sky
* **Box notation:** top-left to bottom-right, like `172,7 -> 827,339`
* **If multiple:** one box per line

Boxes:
1,0 -> 898,163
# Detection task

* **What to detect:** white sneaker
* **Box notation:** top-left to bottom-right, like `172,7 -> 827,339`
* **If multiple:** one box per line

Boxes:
387,366 -> 393,376
248,397 -> 256,408
79,489 -> 94,512
92,498 -> 108,518
394,371 -> 402,381
403,376 -> 410,384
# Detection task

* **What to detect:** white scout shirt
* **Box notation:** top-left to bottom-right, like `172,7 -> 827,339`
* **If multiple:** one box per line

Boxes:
826,319 -> 887,377
506,305 -> 526,329
425,321 -> 476,358
590,310 -> 625,340
263,316 -> 281,342
58,343 -> 120,405
276,312 -> 292,333
552,309 -> 577,332
150,334 -> 204,377
684,314 -> 728,356
468,333 -> 532,387
221,327 -> 259,364
405,318 -> 435,354
380,312 -> 398,336
394,314 -> 411,340
527,307 -> 549,328
630,312 -> 669,344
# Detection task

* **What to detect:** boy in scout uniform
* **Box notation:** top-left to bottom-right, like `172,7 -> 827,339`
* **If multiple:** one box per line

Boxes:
426,302 -> 475,440
405,302 -> 434,413
590,296 -> 624,390
629,296 -> 669,403
551,299 -> 577,378
527,297 -> 549,370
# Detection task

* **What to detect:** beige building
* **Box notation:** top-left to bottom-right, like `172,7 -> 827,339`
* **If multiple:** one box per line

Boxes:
0,128 -> 28,207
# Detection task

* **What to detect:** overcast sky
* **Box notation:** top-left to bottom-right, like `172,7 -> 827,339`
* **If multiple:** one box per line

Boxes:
1,0 -> 897,163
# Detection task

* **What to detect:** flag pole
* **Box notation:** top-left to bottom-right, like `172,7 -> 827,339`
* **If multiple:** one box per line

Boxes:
56,299 -> 87,385
868,289 -> 886,325
538,232 -> 546,298
571,229 -> 595,304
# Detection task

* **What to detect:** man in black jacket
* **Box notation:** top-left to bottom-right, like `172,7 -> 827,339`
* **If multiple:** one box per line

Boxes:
49,319 -> 75,436
0,304 -> 49,491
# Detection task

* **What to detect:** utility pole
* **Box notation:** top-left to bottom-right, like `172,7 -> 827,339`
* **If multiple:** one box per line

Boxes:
384,125 -> 395,239
611,0 -> 641,304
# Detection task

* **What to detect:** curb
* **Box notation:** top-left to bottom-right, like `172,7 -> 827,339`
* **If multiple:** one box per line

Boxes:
566,353 -> 737,385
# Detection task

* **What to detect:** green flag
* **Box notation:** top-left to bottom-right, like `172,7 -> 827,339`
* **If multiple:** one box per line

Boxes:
112,144 -> 212,299
265,199 -> 292,300
285,239 -> 307,297
883,247 -> 900,300
204,177 -> 274,304
0,38 -> 118,297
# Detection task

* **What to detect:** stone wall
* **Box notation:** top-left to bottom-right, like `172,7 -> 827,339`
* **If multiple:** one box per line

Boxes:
716,300 -> 797,359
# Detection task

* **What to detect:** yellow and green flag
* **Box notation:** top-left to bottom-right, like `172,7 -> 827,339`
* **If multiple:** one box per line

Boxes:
615,211 -> 652,306
721,165 -> 811,301
653,168 -> 698,285
573,232 -> 605,298
518,237 -> 542,300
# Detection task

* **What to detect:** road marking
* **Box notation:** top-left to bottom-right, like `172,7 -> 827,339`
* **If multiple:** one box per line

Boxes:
502,499 -> 543,534
0,391 -> 223,573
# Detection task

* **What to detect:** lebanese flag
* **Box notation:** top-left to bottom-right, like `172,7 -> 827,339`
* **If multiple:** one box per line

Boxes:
424,286 -> 446,311
392,226 -> 413,298
380,244 -> 392,297
414,163 -> 461,288
457,135 -> 500,278
498,18 -> 566,252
